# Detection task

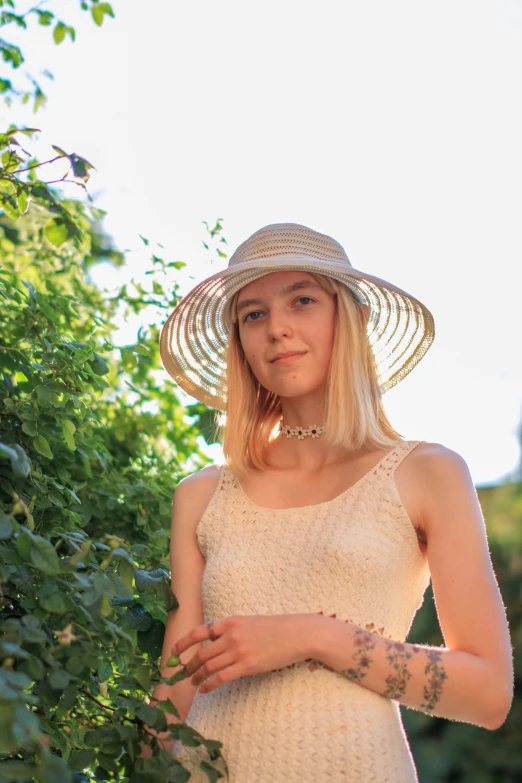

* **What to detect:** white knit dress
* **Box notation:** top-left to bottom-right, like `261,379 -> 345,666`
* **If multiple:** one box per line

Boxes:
172,439 -> 431,782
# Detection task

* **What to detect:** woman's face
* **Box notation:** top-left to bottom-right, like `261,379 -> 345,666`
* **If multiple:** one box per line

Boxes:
236,271 -> 336,400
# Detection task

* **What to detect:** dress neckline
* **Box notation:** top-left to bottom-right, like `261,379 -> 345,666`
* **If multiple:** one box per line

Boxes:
230,440 -> 415,512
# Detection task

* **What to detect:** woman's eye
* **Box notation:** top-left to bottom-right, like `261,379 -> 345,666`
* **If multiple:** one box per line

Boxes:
296,296 -> 313,305
244,311 -> 262,322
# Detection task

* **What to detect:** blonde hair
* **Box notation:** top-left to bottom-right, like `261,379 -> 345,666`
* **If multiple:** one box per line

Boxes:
218,273 -> 403,476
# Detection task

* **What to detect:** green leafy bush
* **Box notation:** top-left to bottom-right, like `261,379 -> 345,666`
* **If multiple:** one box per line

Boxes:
0,209 -> 228,782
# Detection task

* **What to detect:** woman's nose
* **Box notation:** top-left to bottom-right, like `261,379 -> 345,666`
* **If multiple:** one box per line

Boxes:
266,307 -> 292,341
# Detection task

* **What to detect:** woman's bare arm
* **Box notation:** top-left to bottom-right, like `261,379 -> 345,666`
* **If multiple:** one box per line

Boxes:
310,444 -> 514,729
145,465 -> 220,750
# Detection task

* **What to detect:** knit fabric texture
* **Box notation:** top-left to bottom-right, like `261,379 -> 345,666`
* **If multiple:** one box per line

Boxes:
172,439 -> 431,781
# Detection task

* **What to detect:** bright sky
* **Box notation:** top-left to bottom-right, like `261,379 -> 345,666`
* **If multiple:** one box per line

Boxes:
5,0 -> 522,486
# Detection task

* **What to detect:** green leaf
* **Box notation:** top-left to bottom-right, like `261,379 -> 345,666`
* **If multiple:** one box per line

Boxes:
65,656 -> 85,675
92,2 -> 115,26
16,528 -> 33,561
53,21 -> 67,44
0,758 -> 37,780
21,655 -> 44,681
38,752 -> 74,783
43,216 -> 70,247
137,619 -> 165,659
49,669 -> 71,689
62,425 -> 76,452
14,127 -> 41,136
135,664 -> 151,691
40,592 -> 74,614
36,385 -> 53,403
0,512 -> 14,539
156,698 -> 181,719
130,344 -> 149,356
22,420 -> 37,437
17,190 -> 28,213
70,153 -> 94,180
98,660 -> 112,682
84,728 -> 106,747
69,749 -> 96,770
36,292 -> 58,322
118,558 -> 134,591
33,434 -> 53,459
2,150 -> 22,171
126,604 -> 153,632
92,352 -> 109,375
37,10 -> 55,26
30,537 -> 60,574
62,419 -> 76,435
120,348 -> 136,370
47,490 -> 66,507
69,539 -> 90,565
135,703 -> 159,726
31,182 -> 56,206
135,568 -> 169,592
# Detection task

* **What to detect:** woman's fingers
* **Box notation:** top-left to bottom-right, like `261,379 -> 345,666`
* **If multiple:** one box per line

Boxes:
191,650 -> 236,687
197,660 -> 245,693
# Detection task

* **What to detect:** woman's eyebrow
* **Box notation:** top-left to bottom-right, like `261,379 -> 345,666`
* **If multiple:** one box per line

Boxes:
236,280 -> 321,313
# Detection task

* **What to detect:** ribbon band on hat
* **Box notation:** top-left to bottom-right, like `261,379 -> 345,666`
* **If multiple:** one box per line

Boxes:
159,223 -> 435,410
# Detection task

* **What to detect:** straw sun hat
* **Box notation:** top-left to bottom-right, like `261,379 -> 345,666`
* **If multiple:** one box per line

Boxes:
159,223 -> 435,411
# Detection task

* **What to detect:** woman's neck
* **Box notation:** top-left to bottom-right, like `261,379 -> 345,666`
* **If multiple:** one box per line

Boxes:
264,432 -> 371,473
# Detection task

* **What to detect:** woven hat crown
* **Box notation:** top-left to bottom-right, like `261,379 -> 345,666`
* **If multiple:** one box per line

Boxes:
228,223 -> 352,269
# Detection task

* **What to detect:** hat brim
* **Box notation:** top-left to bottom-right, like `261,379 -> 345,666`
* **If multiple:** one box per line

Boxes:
159,256 -> 435,411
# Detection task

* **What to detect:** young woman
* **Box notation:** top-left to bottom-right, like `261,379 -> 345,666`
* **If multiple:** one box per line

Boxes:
154,223 -> 513,782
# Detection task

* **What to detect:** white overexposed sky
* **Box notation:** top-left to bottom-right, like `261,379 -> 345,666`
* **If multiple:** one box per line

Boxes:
4,0 -> 522,486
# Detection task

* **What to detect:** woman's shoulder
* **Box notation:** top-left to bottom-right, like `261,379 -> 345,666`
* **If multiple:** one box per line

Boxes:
179,463 -> 223,484
406,441 -> 475,529
174,463 -> 224,513
405,441 -> 471,490
176,463 -> 223,494
409,440 -> 469,472
384,440 -> 471,541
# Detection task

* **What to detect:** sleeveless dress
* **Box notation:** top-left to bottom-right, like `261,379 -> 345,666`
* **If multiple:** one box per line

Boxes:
172,439 -> 431,782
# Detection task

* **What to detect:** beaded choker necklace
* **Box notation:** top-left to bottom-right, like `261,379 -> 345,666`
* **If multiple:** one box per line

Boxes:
279,422 -> 326,440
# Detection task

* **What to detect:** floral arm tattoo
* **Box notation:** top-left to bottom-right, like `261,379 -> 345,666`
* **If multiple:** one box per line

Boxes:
383,641 -> 414,699
341,628 -> 378,683
420,649 -> 448,713
340,628 -> 448,714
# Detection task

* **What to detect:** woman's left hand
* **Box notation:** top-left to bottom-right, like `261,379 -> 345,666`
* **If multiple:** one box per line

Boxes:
172,613 -> 319,693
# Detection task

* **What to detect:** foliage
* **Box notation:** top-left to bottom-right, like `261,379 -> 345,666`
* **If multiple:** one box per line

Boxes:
0,0 -> 115,254
1,0 -> 114,111
404,480 -> 522,782
0,207 -> 229,782
0,123 -> 98,248
0,5 -> 228,779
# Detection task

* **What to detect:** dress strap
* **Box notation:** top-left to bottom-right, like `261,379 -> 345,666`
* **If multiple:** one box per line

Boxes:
381,440 -> 424,477
219,463 -> 239,493
215,463 -> 227,490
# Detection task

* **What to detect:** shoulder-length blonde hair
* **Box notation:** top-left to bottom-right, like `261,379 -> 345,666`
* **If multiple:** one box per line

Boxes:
217,272 -> 404,476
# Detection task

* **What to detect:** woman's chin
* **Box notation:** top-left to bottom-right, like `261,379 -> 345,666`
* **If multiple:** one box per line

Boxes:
268,382 -> 324,400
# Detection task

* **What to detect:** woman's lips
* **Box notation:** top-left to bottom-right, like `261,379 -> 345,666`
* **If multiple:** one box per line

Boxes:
271,352 -> 306,365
